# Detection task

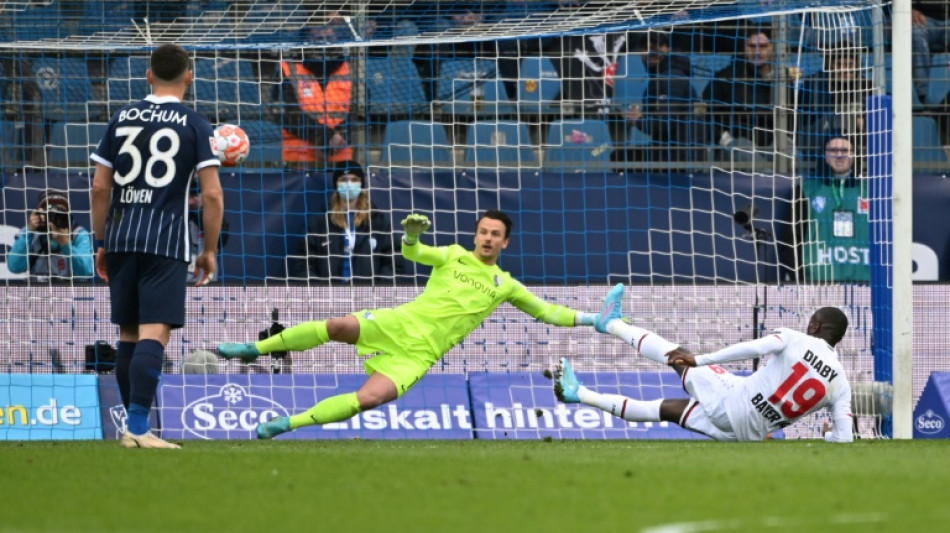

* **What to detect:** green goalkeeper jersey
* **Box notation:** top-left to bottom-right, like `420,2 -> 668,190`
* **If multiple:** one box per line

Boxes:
395,241 -> 577,358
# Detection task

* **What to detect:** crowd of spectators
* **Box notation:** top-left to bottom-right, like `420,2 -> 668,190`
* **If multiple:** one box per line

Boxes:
1,1 -> 947,174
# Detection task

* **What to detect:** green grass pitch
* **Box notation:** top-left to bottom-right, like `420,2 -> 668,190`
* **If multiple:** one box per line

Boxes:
1,440 -> 948,533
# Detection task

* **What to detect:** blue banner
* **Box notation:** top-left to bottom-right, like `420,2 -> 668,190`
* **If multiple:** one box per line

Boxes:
913,372 -> 950,439
0,374 -> 101,440
158,374 -> 472,440
468,371 -> 705,440
97,375 -> 160,440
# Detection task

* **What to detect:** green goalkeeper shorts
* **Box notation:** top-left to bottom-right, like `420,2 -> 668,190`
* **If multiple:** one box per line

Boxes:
354,308 -> 439,398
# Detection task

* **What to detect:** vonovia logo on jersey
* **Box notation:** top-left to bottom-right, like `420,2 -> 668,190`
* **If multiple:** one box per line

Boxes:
916,409 -> 945,434
181,383 -> 289,439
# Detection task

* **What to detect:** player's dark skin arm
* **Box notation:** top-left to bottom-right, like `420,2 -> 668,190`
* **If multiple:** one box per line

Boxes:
658,348 -> 695,422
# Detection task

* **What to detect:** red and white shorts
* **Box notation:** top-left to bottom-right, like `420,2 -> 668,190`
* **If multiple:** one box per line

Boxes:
678,365 -> 745,441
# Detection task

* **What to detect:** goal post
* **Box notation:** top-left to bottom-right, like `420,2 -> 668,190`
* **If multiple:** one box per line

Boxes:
0,0 -> 921,441
888,0 -> 914,440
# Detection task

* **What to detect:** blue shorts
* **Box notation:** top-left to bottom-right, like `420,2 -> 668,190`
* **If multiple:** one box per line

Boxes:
107,253 -> 188,329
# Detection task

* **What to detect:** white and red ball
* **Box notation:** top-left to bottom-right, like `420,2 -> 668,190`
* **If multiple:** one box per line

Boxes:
212,124 -> 250,167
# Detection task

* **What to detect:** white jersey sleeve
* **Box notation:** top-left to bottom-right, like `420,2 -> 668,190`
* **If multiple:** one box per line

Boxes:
694,334 -> 786,366
823,380 -> 854,443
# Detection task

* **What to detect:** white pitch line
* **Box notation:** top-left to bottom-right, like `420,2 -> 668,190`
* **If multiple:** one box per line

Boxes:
642,513 -> 887,533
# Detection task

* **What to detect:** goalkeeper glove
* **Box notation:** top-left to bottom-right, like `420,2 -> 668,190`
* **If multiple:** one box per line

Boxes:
401,213 -> 431,245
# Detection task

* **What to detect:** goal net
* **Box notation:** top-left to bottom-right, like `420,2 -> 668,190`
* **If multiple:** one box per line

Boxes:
0,0 -> 925,441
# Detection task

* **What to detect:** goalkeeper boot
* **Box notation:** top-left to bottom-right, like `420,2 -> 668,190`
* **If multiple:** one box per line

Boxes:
256,416 -> 291,439
553,357 -> 582,404
218,342 -> 261,361
594,283 -> 625,333
124,430 -> 181,449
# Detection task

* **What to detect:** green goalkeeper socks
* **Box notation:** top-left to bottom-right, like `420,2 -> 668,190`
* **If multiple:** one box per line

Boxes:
255,320 -> 329,354
290,392 -> 361,428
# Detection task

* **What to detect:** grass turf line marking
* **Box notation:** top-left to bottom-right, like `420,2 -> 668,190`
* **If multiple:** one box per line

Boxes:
643,513 -> 887,533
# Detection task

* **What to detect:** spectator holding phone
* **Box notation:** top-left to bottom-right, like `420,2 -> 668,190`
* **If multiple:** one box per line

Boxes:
8,189 -> 94,279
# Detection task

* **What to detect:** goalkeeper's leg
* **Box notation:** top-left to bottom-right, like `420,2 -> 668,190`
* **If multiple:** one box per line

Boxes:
257,373 -> 399,439
219,316 -> 359,360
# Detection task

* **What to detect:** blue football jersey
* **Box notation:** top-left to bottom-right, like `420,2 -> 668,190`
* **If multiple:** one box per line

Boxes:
91,95 -> 220,261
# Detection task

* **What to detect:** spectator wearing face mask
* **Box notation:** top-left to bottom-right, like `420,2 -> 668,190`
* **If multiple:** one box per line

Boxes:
288,161 -> 405,285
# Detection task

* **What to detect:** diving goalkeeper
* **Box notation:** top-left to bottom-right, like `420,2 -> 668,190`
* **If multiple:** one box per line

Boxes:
219,210 -> 600,439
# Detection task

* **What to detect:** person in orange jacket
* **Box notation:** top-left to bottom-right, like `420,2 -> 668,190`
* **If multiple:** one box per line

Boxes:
279,37 -> 353,168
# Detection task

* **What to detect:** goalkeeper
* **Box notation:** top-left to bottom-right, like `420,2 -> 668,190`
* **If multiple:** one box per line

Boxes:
219,210 -> 601,439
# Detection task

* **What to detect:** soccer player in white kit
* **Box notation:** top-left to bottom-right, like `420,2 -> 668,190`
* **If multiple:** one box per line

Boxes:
555,284 -> 853,442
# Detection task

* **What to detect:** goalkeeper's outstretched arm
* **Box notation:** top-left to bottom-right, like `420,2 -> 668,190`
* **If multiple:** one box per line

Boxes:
508,281 -> 598,328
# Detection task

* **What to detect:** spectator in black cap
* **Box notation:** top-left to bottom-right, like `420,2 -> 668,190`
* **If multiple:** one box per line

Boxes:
8,189 -> 94,279
289,161 -> 405,284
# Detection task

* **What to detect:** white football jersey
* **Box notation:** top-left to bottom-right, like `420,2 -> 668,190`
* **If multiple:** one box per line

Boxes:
698,328 -> 853,442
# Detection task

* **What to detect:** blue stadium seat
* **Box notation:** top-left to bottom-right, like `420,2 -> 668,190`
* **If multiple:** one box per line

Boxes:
0,117 -> 14,168
32,56 -> 93,123
627,125 -> 652,147
108,56 -> 150,105
912,116 -> 949,166
543,119 -> 613,170
365,56 -> 429,117
47,122 -> 106,168
435,58 -> 501,116
80,0 -> 135,34
518,56 -> 561,113
613,53 -> 649,109
240,120 -> 284,168
463,121 -> 537,168
12,3 -> 65,40
193,57 -> 260,124
389,19 -> 420,56
381,120 -> 454,167
480,77 -> 518,116
925,53 -> 950,105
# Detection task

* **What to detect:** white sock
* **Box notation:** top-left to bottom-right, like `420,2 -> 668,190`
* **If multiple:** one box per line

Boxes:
578,387 -> 662,422
606,320 -> 680,365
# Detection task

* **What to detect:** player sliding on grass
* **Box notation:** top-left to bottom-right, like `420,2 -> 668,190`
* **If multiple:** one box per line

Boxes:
220,210 -> 601,439
555,284 -> 854,442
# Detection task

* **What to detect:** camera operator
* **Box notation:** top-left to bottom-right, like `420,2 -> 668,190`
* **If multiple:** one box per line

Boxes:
8,190 -> 94,279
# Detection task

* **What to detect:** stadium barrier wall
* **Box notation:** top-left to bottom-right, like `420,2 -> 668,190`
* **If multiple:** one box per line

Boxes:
97,374 -> 159,441
9,368 -> 950,441
0,371 -> 768,441
0,374 -> 101,440
1,170 -> 948,281
913,373 -> 950,438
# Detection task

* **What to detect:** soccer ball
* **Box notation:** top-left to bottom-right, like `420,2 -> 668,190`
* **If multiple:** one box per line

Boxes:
213,124 -> 250,167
